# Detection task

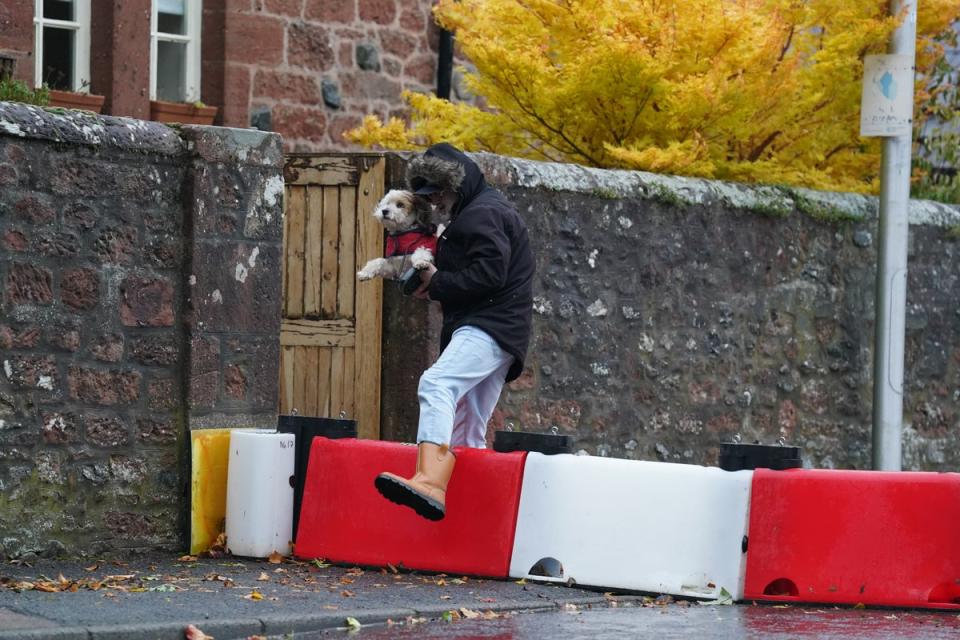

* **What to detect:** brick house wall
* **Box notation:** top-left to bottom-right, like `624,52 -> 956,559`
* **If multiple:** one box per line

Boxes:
0,0 -> 442,151
240,0 -> 440,151
0,2 -> 32,85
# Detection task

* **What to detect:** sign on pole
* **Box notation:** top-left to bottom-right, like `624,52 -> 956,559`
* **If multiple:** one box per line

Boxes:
860,54 -> 915,138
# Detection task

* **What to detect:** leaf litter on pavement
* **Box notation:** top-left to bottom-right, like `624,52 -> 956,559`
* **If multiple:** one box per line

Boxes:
4,550 -> 620,631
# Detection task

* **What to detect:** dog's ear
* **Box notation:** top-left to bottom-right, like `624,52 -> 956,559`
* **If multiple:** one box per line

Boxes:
396,190 -> 415,210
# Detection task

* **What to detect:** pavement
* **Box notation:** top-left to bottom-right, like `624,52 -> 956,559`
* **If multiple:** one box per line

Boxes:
0,551 -> 644,639
4,554 -> 959,640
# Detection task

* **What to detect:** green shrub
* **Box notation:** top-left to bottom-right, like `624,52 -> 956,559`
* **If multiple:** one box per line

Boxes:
0,78 -> 50,106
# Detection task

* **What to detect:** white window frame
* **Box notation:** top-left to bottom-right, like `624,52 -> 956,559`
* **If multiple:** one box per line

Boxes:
33,0 -> 91,92
150,0 -> 202,102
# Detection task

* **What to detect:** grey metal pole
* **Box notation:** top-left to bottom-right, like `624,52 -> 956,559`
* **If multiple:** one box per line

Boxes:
871,0 -> 917,471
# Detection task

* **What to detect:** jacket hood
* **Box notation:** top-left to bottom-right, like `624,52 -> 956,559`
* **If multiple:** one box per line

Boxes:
407,143 -> 486,217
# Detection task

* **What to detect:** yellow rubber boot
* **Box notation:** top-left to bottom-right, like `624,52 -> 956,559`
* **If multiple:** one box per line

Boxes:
374,442 -> 455,521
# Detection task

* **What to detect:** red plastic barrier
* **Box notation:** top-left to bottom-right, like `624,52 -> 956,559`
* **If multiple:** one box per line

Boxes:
744,468 -> 960,609
294,437 -> 526,578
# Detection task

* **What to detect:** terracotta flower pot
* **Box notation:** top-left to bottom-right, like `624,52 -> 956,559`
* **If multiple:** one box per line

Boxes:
47,89 -> 106,113
150,99 -> 219,125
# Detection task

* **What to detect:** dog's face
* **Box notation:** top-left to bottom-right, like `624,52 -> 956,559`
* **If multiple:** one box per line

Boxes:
373,189 -> 423,233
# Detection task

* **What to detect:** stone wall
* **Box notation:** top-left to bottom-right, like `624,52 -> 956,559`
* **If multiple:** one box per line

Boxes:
0,103 -> 282,559
381,153 -> 960,472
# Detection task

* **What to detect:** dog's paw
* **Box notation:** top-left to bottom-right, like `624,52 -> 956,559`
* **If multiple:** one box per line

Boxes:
357,258 -> 387,281
410,247 -> 434,270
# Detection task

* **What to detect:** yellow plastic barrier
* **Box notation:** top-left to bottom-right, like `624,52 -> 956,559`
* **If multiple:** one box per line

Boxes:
189,429 -> 233,555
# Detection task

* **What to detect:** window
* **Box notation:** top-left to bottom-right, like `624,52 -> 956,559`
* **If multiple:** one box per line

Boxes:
151,0 -> 202,103
33,0 -> 91,91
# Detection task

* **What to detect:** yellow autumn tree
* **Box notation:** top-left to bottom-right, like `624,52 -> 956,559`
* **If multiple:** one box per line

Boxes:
347,0 -> 960,193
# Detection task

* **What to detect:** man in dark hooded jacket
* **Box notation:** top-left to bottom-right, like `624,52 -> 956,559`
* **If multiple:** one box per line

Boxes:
374,143 -> 534,521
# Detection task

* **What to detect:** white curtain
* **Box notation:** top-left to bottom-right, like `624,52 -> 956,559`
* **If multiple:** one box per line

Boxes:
158,0 -> 185,15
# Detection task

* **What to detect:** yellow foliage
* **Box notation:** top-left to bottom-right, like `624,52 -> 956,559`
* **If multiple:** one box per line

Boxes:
346,1 -> 960,193
346,115 -> 419,151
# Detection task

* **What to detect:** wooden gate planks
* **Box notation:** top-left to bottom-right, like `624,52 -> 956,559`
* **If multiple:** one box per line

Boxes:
280,155 -> 384,439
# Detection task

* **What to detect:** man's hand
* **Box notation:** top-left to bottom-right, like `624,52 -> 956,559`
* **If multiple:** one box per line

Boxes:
413,263 -> 437,299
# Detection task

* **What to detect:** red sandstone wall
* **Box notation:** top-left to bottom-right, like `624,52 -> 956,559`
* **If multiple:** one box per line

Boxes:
241,0 -> 440,151
0,2 -> 36,84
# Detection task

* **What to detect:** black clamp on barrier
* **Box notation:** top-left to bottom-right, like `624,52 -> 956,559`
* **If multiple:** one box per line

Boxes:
278,411 -> 358,538
493,425 -> 573,455
719,437 -> 803,471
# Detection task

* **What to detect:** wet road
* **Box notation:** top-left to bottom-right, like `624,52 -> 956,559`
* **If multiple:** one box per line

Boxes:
321,601 -> 960,639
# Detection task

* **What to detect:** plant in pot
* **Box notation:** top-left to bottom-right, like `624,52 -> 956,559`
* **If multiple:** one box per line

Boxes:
150,99 -> 218,125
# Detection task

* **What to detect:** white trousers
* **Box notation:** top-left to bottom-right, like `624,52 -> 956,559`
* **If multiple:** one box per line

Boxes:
416,325 -> 513,449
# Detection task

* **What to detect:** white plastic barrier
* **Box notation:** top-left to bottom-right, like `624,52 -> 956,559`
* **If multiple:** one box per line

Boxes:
509,453 -> 753,599
225,429 -> 295,558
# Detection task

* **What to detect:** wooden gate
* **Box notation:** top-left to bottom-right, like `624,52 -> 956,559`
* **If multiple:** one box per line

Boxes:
280,155 -> 384,439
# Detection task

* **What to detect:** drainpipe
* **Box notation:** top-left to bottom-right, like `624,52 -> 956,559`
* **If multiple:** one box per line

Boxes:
437,28 -> 454,100
871,0 -> 917,471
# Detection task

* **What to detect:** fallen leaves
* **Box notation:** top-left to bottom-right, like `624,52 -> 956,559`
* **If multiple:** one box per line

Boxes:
1,573 -> 151,594
150,584 -> 180,593
345,616 -> 362,631
202,533 -> 229,559
1,552 -> 528,624
440,608 -> 502,622
204,573 -> 235,588
184,623 -> 214,640
267,552 -> 284,565
699,588 -> 734,606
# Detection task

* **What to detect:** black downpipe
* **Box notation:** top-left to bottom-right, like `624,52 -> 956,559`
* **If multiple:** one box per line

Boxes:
437,28 -> 454,100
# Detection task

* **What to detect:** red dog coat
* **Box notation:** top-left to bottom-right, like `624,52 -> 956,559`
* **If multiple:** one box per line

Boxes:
385,227 -> 437,257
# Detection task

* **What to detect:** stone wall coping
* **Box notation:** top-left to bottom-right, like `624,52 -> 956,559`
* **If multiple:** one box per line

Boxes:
179,125 -> 283,168
0,101 -> 185,155
458,151 -> 960,227
0,103 -> 282,168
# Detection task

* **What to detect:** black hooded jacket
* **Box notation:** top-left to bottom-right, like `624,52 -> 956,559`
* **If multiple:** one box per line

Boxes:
407,144 -> 534,382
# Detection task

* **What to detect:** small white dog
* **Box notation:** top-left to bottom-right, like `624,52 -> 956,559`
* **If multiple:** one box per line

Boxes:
357,189 -> 437,282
